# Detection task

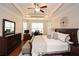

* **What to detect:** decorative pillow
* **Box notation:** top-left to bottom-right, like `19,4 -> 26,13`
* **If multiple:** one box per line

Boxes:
47,34 -> 51,39
47,31 -> 58,39
57,32 -> 69,42
51,32 -> 58,39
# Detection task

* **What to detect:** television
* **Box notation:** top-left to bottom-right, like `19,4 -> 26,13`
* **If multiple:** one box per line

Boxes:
3,19 -> 15,36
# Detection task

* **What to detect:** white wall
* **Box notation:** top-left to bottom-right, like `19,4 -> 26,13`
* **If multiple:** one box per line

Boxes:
0,4 -> 23,36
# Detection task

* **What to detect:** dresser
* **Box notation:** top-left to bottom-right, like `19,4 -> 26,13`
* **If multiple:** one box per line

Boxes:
0,33 -> 21,56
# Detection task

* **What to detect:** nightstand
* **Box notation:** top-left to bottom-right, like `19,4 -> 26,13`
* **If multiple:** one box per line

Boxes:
70,44 -> 79,56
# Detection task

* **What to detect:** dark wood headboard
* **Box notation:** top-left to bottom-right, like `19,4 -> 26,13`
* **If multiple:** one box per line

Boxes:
55,28 -> 79,47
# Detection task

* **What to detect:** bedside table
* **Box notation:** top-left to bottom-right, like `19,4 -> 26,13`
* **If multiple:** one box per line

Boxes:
70,44 -> 79,56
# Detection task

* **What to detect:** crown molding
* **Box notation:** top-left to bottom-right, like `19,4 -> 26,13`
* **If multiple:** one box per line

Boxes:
12,3 -> 24,16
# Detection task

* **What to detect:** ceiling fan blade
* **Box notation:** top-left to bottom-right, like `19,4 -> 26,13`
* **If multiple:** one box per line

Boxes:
40,9 -> 44,13
27,8 -> 34,9
40,5 -> 47,8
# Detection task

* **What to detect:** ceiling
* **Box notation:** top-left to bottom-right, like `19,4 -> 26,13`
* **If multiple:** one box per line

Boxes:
0,3 -> 77,19
13,3 -> 62,18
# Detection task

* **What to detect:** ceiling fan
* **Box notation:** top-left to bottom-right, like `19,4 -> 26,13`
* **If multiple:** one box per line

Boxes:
27,3 -> 47,13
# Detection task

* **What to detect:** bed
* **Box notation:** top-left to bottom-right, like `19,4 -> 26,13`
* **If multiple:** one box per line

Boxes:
31,35 -> 70,56
30,29 -> 78,56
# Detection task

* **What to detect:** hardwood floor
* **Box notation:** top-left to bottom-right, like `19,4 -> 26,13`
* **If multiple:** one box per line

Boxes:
9,40 -> 27,56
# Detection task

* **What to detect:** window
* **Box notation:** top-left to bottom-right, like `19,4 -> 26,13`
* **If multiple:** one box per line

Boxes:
23,22 -> 27,33
32,23 -> 43,33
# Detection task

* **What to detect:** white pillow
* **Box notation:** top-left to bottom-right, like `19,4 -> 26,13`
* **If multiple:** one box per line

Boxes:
57,32 -> 69,42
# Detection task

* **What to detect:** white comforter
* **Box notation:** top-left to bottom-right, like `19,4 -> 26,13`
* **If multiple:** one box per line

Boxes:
31,35 -> 70,56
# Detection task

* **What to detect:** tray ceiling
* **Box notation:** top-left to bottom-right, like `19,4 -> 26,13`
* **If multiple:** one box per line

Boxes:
13,3 -> 62,18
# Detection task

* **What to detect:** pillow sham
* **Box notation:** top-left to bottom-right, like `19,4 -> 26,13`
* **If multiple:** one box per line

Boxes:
57,32 -> 69,42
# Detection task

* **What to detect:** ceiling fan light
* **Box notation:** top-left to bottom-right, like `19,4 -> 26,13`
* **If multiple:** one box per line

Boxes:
35,8 -> 40,12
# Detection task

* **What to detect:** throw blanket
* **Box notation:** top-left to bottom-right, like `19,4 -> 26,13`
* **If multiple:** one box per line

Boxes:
32,35 -> 47,56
